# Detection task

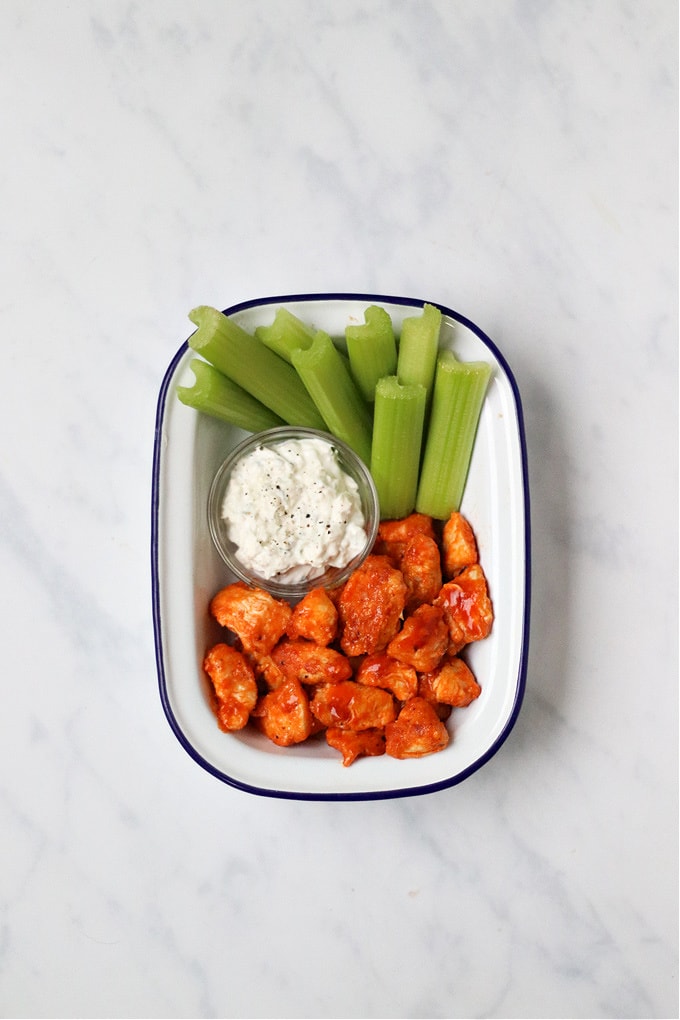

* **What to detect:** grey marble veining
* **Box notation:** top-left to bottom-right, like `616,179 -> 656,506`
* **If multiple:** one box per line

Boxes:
0,1 -> 676,1018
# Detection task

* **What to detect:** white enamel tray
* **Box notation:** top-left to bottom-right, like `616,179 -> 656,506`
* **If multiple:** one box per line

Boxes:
151,294 -> 530,800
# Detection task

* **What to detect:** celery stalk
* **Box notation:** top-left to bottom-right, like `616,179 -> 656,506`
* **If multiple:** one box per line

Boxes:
255,307 -> 317,364
345,305 -> 398,402
187,306 -> 325,430
371,376 -> 426,520
291,330 -> 373,464
396,302 -> 442,401
415,352 -> 492,519
176,358 -> 285,432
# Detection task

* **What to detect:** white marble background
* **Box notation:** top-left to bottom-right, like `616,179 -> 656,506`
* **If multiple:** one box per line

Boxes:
1,1 -> 677,1018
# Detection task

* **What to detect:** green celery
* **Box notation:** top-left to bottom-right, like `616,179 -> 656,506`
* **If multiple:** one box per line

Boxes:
345,305 -> 398,402
176,358 -> 285,432
415,352 -> 492,519
396,302 -> 442,402
370,376 -> 427,520
291,330 -> 373,464
187,306 -> 325,430
255,307 -> 317,364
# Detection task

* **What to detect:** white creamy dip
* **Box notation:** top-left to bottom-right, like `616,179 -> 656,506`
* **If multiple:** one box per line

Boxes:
221,437 -> 367,582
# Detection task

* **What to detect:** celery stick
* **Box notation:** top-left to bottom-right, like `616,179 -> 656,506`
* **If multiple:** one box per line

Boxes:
415,352 -> 492,519
291,330 -> 373,464
176,358 -> 285,432
396,302 -> 442,401
371,376 -> 426,520
255,307 -> 317,364
187,306 -> 325,430
345,305 -> 398,402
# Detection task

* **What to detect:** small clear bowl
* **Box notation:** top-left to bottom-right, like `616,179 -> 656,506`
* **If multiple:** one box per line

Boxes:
207,426 -> 380,601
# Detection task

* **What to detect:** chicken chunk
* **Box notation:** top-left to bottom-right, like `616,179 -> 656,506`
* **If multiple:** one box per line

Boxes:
203,643 -> 258,731
385,697 -> 450,759
310,681 -> 397,731
286,587 -> 338,646
400,533 -> 443,613
355,652 -> 418,702
326,727 -> 386,767
270,639 -> 352,686
210,582 -> 292,655
386,603 -> 449,674
442,512 -> 479,578
374,513 -> 436,565
434,563 -> 494,649
251,677 -> 313,746
418,656 -> 481,708
338,555 -> 407,656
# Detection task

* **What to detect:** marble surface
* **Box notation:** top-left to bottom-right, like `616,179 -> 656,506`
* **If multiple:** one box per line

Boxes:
1,1 -> 677,1017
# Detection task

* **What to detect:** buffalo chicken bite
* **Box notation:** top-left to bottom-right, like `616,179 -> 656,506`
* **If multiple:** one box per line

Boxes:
251,677 -> 313,746
310,681 -> 397,730
338,555 -> 407,656
385,697 -> 450,759
210,582 -> 292,655
286,587 -> 338,646
434,563 -> 494,649
418,656 -> 482,708
399,532 -> 443,612
441,511 -> 479,577
203,643 -> 258,731
355,652 -> 418,702
270,639 -> 352,686
386,603 -> 449,673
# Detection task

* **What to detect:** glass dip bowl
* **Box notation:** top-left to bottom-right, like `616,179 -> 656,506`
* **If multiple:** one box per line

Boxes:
207,426 -> 380,601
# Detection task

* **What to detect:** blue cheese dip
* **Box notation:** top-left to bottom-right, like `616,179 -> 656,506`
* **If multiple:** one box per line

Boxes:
221,436 -> 367,583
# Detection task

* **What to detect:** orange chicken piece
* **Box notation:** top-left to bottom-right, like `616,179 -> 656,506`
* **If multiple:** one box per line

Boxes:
210,582 -> 292,656
270,640 -> 352,686
252,677 -> 313,746
374,513 -> 436,565
385,697 -> 450,759
400,533 -> 443,613
326,727 -> 386,767
442,512 -> 479,578
310,681 -> 397,731
338,555 -> 407,656
355,652 -> 418,702
434,563 -> 494,649
386,604 -> 449,673
203,643 -> 258,731
419,656 -> 482,708
286,587 -> 338,646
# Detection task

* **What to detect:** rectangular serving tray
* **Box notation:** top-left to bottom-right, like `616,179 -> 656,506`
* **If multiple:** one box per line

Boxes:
151,293 -> 531,800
